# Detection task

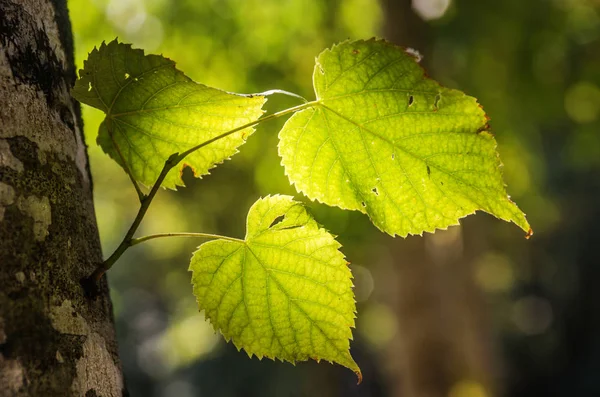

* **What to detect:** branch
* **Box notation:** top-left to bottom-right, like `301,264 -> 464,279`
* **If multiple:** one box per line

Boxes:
82,100 -> 317,295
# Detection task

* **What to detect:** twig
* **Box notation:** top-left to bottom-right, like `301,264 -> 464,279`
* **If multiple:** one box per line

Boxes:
83,100 -> 317,292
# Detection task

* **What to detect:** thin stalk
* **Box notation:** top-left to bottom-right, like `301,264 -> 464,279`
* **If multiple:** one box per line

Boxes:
131,232 -> 244,246
177,101 -> 316,159
248,89 -> 308,103
86,100 -> 317,285
87,152 -> 180,283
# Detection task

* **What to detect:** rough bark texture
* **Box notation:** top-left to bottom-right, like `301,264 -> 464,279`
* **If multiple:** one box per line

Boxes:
382,2 -> 496,397
0,0 -> 124,395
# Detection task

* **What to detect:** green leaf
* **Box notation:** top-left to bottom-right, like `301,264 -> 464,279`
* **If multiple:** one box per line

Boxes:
278,39 -> 531,237
189,195 -> 361,380
72,39 -> 266,189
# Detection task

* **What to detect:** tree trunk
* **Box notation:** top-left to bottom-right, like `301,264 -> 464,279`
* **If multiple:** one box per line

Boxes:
0,1 -> 124,395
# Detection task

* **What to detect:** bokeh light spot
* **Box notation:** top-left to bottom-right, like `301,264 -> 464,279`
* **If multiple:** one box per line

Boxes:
339,0 -> 383,37
565,81 -> 600,123
449,380 -> 488,397
425,225 -> 462,265
412,0 -> 452,21
512,296 -> 553,335
350,264 -> 374,302
474,253 -> 514,293
358,303 -> 398,349
161,380 -> 195,397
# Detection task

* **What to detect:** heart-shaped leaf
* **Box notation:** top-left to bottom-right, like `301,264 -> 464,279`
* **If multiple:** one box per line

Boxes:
189,195 -> 361,380
278,39 -> 531,237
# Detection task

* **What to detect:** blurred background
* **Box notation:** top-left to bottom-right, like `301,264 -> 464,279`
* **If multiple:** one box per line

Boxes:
67,0 -> 600,396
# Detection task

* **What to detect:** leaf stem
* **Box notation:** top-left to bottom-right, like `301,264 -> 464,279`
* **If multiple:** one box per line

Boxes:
131,232 -> 244,246
248,89 -> 308,103
177,101 -> 316,160
87,152 -> 180,284
85,100 -> 317,287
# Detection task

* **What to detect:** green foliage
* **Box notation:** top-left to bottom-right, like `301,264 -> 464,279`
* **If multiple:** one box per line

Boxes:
73,38 -> 530,379
72,40 -> 266,189
189,195 -> 360,379
278,39 -> 531,237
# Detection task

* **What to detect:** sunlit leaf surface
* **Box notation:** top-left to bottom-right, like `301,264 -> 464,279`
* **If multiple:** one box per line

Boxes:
189,195 -> 360,379
279,39 -> 531,237
72,39 -> 266,188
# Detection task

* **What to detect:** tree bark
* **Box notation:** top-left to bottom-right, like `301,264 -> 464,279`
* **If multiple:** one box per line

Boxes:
0,1 -> 124,395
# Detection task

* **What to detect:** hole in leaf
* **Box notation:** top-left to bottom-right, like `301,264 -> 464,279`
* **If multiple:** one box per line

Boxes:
361,202 -> 366,208
408,95 -> 414,106
87,82 -> 92,92
371,187 -> 379,196
180,162 -> 198,178
391,153 -> 395,160
125,72 -> 130,79
269,215 -> 285,228
427,165 -> 431,177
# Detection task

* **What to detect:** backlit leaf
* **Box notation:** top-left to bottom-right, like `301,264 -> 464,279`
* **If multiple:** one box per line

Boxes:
189,195 -> 361,380
72,39 -> 265,189
278,39 -> 531,237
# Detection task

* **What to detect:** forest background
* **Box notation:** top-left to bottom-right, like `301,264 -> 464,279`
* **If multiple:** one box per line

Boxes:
67,0 -> 600,396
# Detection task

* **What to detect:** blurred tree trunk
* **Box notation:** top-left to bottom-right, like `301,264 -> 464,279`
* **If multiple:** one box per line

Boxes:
381,1 -> 496,396
0,0 -> 124,395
